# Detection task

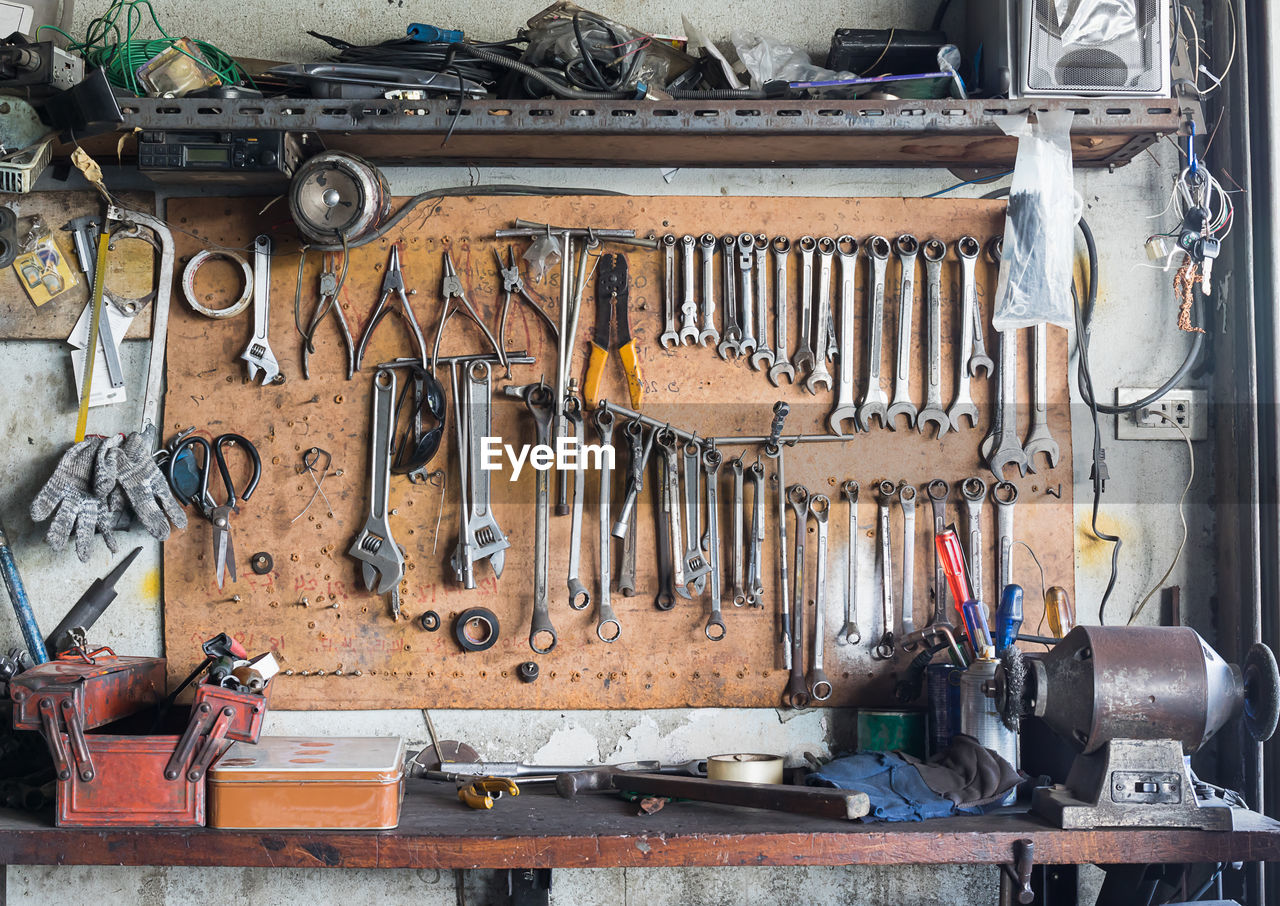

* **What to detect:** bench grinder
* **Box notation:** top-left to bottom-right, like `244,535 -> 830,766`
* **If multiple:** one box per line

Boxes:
997,626 -> 1279,830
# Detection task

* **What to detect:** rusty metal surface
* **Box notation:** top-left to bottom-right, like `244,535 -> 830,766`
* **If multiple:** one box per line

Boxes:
55,733 -> 205,827
161,194 -> 1075,710
10,656 -> 166,732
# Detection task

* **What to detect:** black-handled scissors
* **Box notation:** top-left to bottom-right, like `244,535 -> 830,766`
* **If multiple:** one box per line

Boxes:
166,433 -> 261,588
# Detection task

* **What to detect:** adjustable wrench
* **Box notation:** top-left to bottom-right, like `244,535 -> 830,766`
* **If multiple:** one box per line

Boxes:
679,235 -> 700,345
523,384 -> 557,653
925,479 -> 950,626
993,480 -> 1018,597
698,233 -> 720,346
653,428 -> 680,611
593,406 -> 621,642
768,237 -> 796,385
659,234 -> 680,349
856,236 -> 892,430
717,234 -> 742,359
872,479 -> 896,660
987,325 -> 1029,479
729,456 -> 746,606
838,481 -> 861,645
917,239 -> 951,437
963,237 -> 994,378
617,419 -> 647,597
948,237 -> 981,429
793,236 -> 817,379
783,484 -> 811,709
348,368 -> 405,615
808,494 -> 833,701
703,446 -> 726,641
1023,321 -> 1060,471
961,477 -> 987,607
565,394 -> 591,611
240,234 -> 281,385
456,360 -> 510,584
745,459 -> 766,607
750,236 -> 774,371
682,440 -> 712,594
804,237 -> 835,394
886,235 -> 920,430
898,483 -> 917,636
827,235 -> 860,435
736,233 -> 757,356
656,429 -> 691,602
769,447 -> 792,666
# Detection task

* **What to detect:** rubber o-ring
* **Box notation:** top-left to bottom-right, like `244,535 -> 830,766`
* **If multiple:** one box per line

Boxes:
182,249 -> 253,320
419,610 -> 440,632
518,661 -> 539,683
250,552 -> 273,575
454,607 -> 499,652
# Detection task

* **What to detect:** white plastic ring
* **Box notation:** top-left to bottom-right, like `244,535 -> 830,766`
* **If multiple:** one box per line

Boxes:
181,249 -> 253,320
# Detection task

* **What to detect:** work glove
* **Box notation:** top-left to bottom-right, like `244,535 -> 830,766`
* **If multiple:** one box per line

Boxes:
30,437 -> 120,562
104,428 -> 187,541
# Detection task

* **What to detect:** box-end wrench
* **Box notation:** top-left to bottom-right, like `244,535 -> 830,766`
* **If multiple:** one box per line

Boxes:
993,480 -> 1018,598
656,428 -> 690,603
736,233 -> 757,356
348,368 -> 405,615
652,428 -> 679,611
682,439 -> 712,594
702,446 -> 726,641
838,481 -> 861,645
750,235 -> 774,371
886,235 -> 920,430
898,483 -> 917,636
768,237 -> 796,386
659,234 -> 680,349
986,325 -> 1029,479
948,237 -> 981,430
872,479 -> 897,660
678,235 -> 700,345
565,394 -> 591,611
745,459 -> 766,607
523,383 -> 557,653
793,236 -> 817,379
729,456 -> 746,606
698,233 -> 720,347
964,237 -> 994,378
1023,322 -> 1060,472
804,238 -> 835,395
612,417 -> 653,541
960,477 -> 987,607
240,234 -> 281,385
593,406 -> 621,642
856,236 -> 892,430
769,448 -> 792,666
917,239 -> 951,438
783,484 -> 811,709
925,479 -> 950,625
717,234 -> 742,360
807,495 -> 833,702
827,235 -> 860,435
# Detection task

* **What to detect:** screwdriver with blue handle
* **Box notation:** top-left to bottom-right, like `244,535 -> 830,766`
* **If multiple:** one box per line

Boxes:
994,584 -> 1024,654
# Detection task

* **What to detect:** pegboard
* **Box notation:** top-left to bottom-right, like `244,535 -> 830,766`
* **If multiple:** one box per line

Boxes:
161,195 -> 1074,710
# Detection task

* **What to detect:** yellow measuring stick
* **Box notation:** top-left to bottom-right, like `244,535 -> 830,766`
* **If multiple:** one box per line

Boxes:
73,220 -> 111,443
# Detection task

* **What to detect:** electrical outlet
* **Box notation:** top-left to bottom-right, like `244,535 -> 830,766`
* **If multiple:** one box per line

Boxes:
1114,387 -> 1208,441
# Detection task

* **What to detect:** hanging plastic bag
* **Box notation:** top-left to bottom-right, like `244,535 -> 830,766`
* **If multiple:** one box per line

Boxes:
991,110 -> 1080,331
1057,0 -> 1141,47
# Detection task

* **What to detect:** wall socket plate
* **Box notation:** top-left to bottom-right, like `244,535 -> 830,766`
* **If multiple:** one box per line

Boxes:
1114,387 -> 1208,441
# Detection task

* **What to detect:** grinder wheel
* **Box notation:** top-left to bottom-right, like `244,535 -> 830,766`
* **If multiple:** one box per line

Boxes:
1243,643 -> 1280,742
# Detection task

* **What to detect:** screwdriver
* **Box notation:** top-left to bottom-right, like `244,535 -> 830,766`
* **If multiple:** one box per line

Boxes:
959,599 -> 993,659
994,584 -> 1024,654
934,528 -> 974,621
1045,586 -> 1074,637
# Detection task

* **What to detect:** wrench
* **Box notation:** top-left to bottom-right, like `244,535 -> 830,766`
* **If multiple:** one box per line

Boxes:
659,234 -> 680,349
784,484 -> 811,709
239,234 -> 281,385
703,446 -> 726,641
653,428 -> 681,610
523,384 -> 557,653
769,448 -> 792,666
961,477 -> 987,608
827,235 -> 860,435
768,237 -> 796,385
736,233 -> 757,356
729,456 -> 746,606
1023,321 -> 1060,471
993,480 -> 1018,598
838,481 -> 861,645
899,483 -> 917,636
808,494 -> 833,701
917,239 -> 951,437
593,406 -> 621,642
987,325 -> 1029,479
657,429 -> 692,601
565,394 -> 591,611
745,459 -> 766,606
750,235 -> 774,371
856,236 -> 892,430
964,237 -> 994,378
948,237 -> 981,429
886,234 -> 920,430
458,361 -> 510,582
717,234 -> 742,359
682,440 -> 712,593
679,235 -> 700,345
698,233 -> 720,346
612,417 -> 653,541
872,479 -> 896,660
925,479 -> 950,626
449,362 -> 477,590
793,236 -> 817,378
804,237 -> 835,395
348,368 -> 405,613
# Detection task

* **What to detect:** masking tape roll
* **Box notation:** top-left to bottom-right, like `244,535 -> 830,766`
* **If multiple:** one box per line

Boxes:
706,753 -> 784,785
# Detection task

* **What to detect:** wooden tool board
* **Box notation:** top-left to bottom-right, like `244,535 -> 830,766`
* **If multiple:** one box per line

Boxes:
162,195 -> 1074,710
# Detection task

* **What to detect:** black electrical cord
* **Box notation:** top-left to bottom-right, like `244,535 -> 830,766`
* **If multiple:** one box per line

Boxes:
308,31 -> 522,87
931,0 -> 952,31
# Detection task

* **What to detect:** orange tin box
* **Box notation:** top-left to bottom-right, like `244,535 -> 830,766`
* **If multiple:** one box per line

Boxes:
208,736 -> 406,829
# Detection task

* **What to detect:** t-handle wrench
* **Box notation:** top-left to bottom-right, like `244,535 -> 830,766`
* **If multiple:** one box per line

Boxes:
783,484 -> 811,709
886,234 -> 920,430
524,383 -> 557,653
872,479 -> 897,660
808,494 -> 833,701
593,405 -> 620,642
925,479 -> 950,625
838,481 -> 861,645
702,446 -> 726,641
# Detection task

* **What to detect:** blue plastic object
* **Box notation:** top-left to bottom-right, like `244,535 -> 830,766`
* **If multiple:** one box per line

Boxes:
995,584 -> 1025,653
0,516 -> 47,664
406,23 -> 464,44
960,599 -> 992,656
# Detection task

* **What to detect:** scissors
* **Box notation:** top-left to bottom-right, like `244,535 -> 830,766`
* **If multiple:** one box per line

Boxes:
166,433 -> 262,588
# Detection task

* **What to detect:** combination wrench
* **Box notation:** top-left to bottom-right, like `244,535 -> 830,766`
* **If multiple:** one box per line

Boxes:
239,234 -> 281,385
886,234 -> 920,430
565,394 -> 590,611
745,459 -> 766,607
783,484 -> 811,709
617,419 -> 647,597
678,235 -> 700,345
523,384 -> 557,653
659,234 -> 680,348
993,480 -> 1018,598
736,233 -> 757,356
986,324 -> 1029,478
768,237 -> 796,385
961,476 -> 987,607
856,236 -> 892,430
1023,321 -> 1061,471
593,406 -> 621,642
948,237 -> 982,429
925,479 -> 950,625
769,446 -> 792,666
963,236 -> 994,378
653,428 -> 681,610
698,233 -> 720,346
899,483 -> 917,636
827,235 -> 860,435
348,368 -> 405,615
804,237 -> 835,394
682,440 -> 712,594
718,234 -> 742,359
838,481 -> 861,645
872,479 -> 897,660
750,235 -> 774,371
917,239 -> 951,437
702,446 -> 726,640
793,236 -> 817,379
729,456 -> 746,606
808,495 -> 833,702
657,428 -> 692,601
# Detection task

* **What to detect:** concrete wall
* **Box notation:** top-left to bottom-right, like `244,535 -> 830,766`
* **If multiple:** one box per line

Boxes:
0,2 -> 1212,903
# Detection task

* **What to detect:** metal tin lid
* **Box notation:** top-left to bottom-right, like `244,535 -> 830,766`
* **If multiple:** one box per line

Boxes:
209,736 -> 406,784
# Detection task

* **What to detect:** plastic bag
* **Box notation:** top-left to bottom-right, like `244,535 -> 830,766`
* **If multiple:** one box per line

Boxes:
991,110 -> 1079,331
1056,0 -> 1140,47
730,30 -> 855,87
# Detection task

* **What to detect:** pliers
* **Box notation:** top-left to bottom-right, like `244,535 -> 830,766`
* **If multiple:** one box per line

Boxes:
430,249 -> 506,374
584,253 -> 643,410
496,245 -> 558,367
355,245 -> 428,370
301,251 -> 355,380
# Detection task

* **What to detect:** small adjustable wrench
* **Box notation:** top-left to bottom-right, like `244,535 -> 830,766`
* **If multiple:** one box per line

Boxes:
872,479 -> 897,660
993,480 -> 1018,597
348,368 -> 404,615
659,234 -> 680,349
886,235 -> 919,430
838,481 -> 861,645
784,484 -> 811,709
804,237 -> 835,394
856,236 -> 892,430
828,235 -> 860,435
524,384 -> 557,653
736,233 -> 757,356
717,234 -> 742,359
948,237 -> 982,429
925,479 -> 950,625
698,233 -> 720,346
917,239 -> 951,437
961,476 -> 987,607
729,456 -> 746,606
808,494 -> 832,702
703,446 -> 726,641
768,238 -> 796,385
745,459 -> 766,607
750,235 -> 774,371
565,394 -> 590,611
682,440 -> 712,593
240,234 -> 281,385
593,406 -> 621,642
898,483 -> 917,636
793,236 -> 817,378
678,235 -> 700,345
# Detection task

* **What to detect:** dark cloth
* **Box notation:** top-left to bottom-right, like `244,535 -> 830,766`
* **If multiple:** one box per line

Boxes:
899,733 -> 1022,809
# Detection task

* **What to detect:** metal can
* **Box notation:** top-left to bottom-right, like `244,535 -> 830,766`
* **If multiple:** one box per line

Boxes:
959,656 -> 1019,805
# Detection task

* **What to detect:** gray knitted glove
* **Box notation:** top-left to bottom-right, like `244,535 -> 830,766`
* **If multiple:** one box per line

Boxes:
105,429 -> 187,540
30,437 -> 120,561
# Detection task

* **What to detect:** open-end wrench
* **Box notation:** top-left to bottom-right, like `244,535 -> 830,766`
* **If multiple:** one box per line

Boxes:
348,368 -> 405,612
768,237 -> 796,386
925,479 -> 950,625
240,234 -> 281,385
887,234 -> 920,430
1024,321 -> 1060,471
808,494 -> 833,701
659,234 -> 680,349
856,236 -> 892,430
769,447 -> 792,666
682,440 -> 712,593
872,479 -> 896,660
523,383 -> 557,653
805,237 -> 835,395
899,483 -> 917,636
565,393 -> 591,611
750,236 -> 774,371
702,446 -> 725,640
729,456 -> 746,606
838,481 -> 861,645
960,236 -> 993,378
784,484 -> 811,709
653,428 -> 680,610
698,233 -> 720,346
746,459 -> 766,607
718,234 -> 742,359
679,235 -> 700,345
827,235 -> 860,435
736,233 -> 757,356
793,236 -> 817,379
948,237 -> 981,429
593,406 -> 621,642
657,428 -> 692,600
917,239 -> 951,437
987,325 -> 1029,479
993,480 -> 1018,598
960,477 -> 987,607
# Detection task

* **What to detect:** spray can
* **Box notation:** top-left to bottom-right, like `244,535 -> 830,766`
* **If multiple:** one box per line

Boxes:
959,656 -> 1019,805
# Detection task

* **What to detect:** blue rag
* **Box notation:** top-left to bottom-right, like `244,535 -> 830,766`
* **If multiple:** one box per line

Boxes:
806,751 -> 976,823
